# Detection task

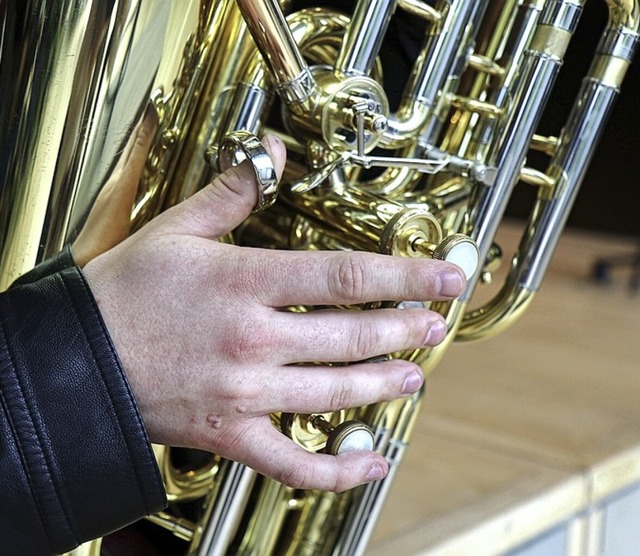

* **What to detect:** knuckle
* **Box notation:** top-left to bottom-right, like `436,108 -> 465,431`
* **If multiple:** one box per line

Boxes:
328,381 -> 354,412
242,259 -> 276,303
205,163 -> 256,210
329,476 -> 343,493
275,462 -> 312,490
212,424 -> 250,454
208,171 -> 244,204
223,319 -> 274,364
329,255 -> 368,301
349,322 -> 380,361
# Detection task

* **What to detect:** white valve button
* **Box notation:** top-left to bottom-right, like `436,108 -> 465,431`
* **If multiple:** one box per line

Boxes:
397,300 -> 426,310
336,428 -> 375,454
326,421 -> 375,455
432,234 -> 480,280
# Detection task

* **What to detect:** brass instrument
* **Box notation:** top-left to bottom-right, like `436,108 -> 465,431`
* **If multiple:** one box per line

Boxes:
1,0 -> 637,554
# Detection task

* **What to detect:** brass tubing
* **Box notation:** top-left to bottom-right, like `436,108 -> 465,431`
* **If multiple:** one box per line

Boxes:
467,53 -> 507,76
194,463 -> 258,555
331,413 -> 410,556
218,9 -> 349,143
456,281 -> 535,341
158,0 -> 257,210
285,185 -> 442,256
146,512 -> 195,542
235,0 -> 318,108
530,133 -> 560,156
0,1 -> 166,289
519,167 -> 556,188
360,0 -> 490,197
398,0 -> 442,21
462,0 -> 545,161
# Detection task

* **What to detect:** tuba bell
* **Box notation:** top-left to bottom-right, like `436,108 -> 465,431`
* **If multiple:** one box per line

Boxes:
1,0 -> 637,554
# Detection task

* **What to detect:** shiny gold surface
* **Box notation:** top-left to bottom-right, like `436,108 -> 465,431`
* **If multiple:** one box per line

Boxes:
4,0 -> 636,554
519,167 -> 556,189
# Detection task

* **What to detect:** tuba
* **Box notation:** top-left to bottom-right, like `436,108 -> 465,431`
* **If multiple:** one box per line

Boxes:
1,0 -> 637,554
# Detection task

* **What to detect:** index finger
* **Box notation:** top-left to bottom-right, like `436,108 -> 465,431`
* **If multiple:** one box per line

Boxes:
243,249 -> 466,307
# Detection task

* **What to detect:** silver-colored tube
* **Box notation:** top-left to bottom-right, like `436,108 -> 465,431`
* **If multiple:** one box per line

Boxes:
519,29 -> 639,291
381,0 -> 489,147
461,63 -> 559,300
332,429 -> 406,556
516,86 -> 617,292
457,2 -> 639,341
197,463 -> 257,556
335,0 -> 398,76
460,0 -> 584,302
222,83 -> 272,135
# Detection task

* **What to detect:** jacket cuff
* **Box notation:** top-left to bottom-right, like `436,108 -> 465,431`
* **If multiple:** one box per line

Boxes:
0,266 -> 166,553
10,244 -> 76,287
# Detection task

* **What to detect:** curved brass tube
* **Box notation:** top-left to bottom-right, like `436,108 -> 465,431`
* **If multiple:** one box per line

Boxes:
456,283 -> 534,342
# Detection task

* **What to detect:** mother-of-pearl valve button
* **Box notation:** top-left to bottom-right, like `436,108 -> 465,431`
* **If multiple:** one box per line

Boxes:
307,415 -> 375,456
432,233 -> 480,280
323,420 -> 375,455
281,413 -> 375,455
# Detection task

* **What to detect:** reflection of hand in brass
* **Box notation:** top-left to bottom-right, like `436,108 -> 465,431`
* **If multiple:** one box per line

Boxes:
72,106 -> 158,267
83,135 -> 466,493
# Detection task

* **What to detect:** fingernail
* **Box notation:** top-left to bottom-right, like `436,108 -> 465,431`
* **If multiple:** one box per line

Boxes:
424,320 -> 447,345
262,134 -> 283,154
402,370 -> 423,394
438,269 -> 464,297
366,463 -> 385,482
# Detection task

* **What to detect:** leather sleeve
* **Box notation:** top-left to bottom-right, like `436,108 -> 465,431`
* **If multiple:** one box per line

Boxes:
0,266 -> 167,555
10,244 -> 76,287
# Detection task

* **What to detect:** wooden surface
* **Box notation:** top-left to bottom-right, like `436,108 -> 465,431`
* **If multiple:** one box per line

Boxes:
370,221 -> 640,555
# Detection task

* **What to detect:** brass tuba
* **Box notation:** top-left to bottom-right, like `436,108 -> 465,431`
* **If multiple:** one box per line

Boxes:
1,0 -> 638,554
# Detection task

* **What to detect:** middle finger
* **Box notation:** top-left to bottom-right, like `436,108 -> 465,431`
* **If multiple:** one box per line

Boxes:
271,307 -> 448,365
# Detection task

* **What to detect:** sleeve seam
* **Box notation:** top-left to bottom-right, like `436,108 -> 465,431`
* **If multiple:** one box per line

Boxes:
0,303 -> 77,548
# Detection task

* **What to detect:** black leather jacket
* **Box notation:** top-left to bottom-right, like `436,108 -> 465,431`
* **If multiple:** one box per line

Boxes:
0,252 -> 167,555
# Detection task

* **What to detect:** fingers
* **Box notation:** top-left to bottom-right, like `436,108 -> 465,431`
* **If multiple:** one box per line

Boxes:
272,308 -> 447,364
160,134 -> 286,239
222,420 -> 388,492
257,359 -> 424,415
243,248 -> 466,307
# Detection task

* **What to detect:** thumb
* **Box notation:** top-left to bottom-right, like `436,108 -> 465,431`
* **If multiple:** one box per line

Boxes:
161,134 -> 286,239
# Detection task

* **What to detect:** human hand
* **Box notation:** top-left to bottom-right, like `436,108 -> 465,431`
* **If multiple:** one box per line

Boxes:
83,135 -> 466,492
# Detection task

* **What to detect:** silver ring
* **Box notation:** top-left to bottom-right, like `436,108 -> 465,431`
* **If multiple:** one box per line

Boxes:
217,131 -> 278,212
